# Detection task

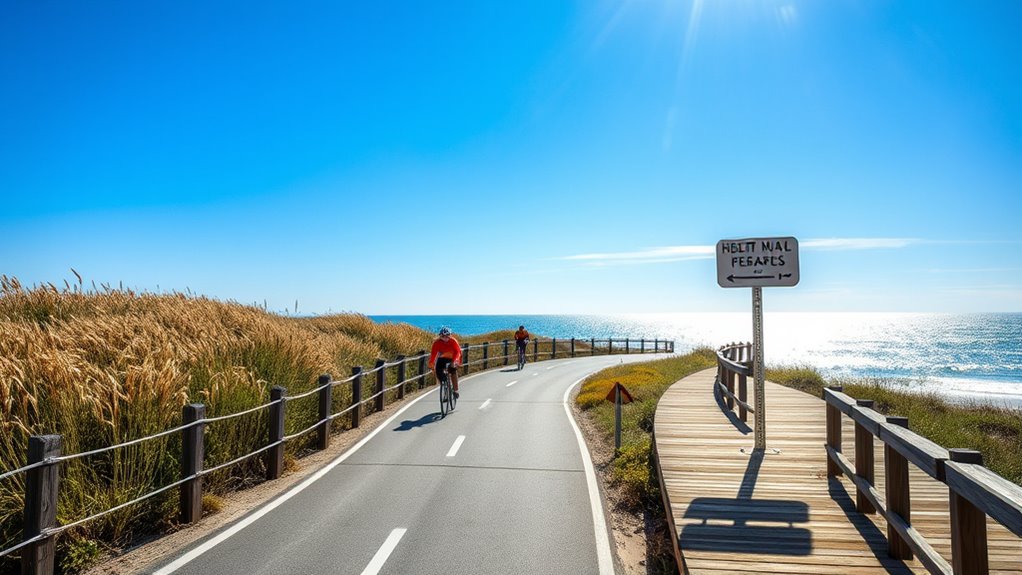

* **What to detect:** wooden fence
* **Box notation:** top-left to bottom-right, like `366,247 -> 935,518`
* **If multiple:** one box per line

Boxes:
2,335 -> 674,574
825,385 -> 1022,575
715,342 -> 754,422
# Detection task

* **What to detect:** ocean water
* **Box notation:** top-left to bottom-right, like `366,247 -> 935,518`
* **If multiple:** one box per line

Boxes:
371,313 -> 1022,407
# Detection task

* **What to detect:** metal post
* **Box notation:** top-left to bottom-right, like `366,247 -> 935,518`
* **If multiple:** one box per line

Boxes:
22,435 -> 61,575
181,404 -> 205,523
267,386 -> 286,480
614,385 -> 622,453
752,287 -> 766,450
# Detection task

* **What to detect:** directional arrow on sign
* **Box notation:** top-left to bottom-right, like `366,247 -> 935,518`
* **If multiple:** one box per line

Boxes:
727,273 -> 793,283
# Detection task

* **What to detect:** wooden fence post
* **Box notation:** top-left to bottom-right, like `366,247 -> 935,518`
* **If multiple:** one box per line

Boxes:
503,340 -> 509,366
533,338 -> 538,362
463,344 -> 470,374
317,375 -> 331,450
267,386 -> 286,480
640,338 -> 645,353
885,416 -> 912,559
738,374 -> 748,422
654,338 -> 659,353
180,404 -> 205,524
21,434 -> 61,575
396,356 -> 406,400
551,338 -> 557,360
590,338 -> 595,356
417,352 -> 426,389
625,338 -> 629,354
949,448 -> 988,575
374,359 -> 385,413
571,338 -> 576,357
825,385 -> 843,477
854,399 -> 876,513
351,367 -> 363,428
483,343 -> 489,370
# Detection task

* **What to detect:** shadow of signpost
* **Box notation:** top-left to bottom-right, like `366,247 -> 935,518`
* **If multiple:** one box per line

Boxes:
679,448 -> 813,555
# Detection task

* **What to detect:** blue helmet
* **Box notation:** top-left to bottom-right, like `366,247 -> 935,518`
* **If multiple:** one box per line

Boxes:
438,326 -> 452,336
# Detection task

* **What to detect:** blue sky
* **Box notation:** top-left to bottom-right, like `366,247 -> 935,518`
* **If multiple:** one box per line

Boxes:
2,1 -> 1020,314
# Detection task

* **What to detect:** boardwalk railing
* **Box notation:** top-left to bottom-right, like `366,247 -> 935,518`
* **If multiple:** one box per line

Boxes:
1,335 -> 673,574
715,342 -> 754,422
824,385 -> 1022,575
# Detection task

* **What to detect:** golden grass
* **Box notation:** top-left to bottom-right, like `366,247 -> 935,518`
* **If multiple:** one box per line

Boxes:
0,277 -> 433,569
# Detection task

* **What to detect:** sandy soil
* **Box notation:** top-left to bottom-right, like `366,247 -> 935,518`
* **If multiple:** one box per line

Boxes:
84,384 -> 668,575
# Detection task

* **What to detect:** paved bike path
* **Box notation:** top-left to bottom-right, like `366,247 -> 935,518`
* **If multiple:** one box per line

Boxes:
152,354 -> 666,575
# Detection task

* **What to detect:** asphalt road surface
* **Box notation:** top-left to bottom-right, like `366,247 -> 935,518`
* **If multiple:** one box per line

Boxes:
153,353 -> 667,575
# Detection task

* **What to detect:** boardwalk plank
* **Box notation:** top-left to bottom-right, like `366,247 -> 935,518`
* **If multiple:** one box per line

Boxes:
654,368 -> 1022,575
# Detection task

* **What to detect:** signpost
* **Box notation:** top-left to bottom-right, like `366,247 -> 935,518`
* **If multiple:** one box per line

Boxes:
715,237 -> 800,450
606,382 -> 634,453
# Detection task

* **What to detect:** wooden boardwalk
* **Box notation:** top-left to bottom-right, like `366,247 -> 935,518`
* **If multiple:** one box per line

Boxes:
654,368 -> 1022,575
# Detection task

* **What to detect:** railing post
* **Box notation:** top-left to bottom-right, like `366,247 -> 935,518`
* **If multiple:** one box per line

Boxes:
738,373 -> 748,422
396,356 -> 406,400
571,338 -> 576,357
885,416 -> 912,560
21,434 -> 61,575
417,352 -> 426,389
625,338 -> 629,354
316,375 -> 332,450
949,449 -> 988,575
725,347 -> 735,410
267,386 -> 286,480
374,359 -> 385,413
654,338 -> 659,353
854,399 -> 876,513
180,404 -> 205,524
533,338 -> 538,362
483,342 -> 489,370
503,340 -> 509,366
351,367 -> 363,428
825,385 -> 843,477
463,343 -> 470,374
640,338 -> 645,353
551,338 -> 557,360
590,338 -> 595,356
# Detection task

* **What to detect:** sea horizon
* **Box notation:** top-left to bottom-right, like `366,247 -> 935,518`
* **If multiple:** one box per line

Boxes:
371,312 -> 1022,408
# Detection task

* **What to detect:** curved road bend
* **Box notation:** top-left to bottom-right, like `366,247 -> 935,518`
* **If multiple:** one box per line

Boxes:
151,354 -> 668,575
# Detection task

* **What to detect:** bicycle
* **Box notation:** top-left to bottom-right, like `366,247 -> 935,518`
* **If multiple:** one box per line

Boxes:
516,341 -> 528,370
437,363 -> 457,416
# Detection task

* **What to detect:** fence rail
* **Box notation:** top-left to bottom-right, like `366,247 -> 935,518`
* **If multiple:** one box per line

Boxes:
715,342 -> 754,422
824,385 -> 1022,575
1,335 -> 673,573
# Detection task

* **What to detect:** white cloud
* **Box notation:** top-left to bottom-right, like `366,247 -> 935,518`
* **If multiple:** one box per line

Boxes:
559,237 -> 923,266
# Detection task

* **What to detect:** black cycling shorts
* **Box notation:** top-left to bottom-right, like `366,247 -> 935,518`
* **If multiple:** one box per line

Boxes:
435,357 -> 456,374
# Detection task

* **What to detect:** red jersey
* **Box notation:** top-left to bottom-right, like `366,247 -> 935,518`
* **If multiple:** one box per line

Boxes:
514,329 -> 530,342
429,336 -> 462,368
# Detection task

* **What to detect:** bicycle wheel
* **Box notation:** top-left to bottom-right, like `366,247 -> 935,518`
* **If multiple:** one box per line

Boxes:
448,383 -> 457,411
439,375 -> 449,417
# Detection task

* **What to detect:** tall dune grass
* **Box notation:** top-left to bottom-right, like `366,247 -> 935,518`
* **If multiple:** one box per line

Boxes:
0,276 -> 432,573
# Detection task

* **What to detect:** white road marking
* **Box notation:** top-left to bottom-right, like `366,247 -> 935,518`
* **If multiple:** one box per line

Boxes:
546,365 -> 556,370
564,375 -> 615,575
446,435 -> 466,457
479,399 -> 492,410
360,528 -> 407,575
153,372 -> 483,574
506,380 -> 518,387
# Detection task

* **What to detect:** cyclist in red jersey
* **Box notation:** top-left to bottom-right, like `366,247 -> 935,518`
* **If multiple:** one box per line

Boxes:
428,326 -> 462,398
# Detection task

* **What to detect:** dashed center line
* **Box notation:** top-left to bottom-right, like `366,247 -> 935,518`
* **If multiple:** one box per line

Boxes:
446,435 -> 466,457
506,380 -> 518,387
360,528 -> 406,575
479,399 -> 492,410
